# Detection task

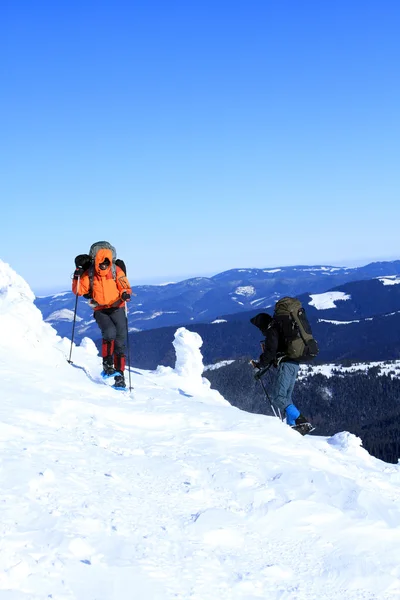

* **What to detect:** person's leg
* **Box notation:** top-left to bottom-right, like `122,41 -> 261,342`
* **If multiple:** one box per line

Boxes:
279,363 -> 312,431
284,362 -> 300,425
94,311 -> 117,374
285,362 -> 299,402
271,362 -> 300,423
110,308 -> 127,386
109,308 -> 127,367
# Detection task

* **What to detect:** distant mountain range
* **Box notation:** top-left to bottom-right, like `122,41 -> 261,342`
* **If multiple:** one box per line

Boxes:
34,260 -> 400,344
124,274 -> 400,369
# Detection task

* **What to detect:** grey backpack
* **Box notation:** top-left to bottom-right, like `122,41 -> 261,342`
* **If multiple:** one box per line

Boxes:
89,241 -> 117,277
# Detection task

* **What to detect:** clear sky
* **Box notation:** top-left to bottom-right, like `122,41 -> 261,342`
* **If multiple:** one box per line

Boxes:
1,0 -> 399,293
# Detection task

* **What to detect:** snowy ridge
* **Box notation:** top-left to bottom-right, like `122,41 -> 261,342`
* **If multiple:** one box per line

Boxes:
2,259 -> 400,599
309,291 -> 351,310
377,275 -> 400,285
299,360 -> 400,380
46,308 -> 83,322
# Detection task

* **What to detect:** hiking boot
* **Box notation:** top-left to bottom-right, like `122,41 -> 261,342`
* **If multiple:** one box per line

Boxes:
295,414 -> 310,426
291,414 -> 315,435
291,422 -> 315,435
102,356 -> 116,377
114,374 -> 126,389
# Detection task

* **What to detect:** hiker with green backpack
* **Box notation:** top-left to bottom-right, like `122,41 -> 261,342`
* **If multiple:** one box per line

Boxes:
72,241 -> 132,389
250,297 -> 319,435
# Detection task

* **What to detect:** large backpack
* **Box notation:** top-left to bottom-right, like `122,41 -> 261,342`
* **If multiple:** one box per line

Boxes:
274,297 -> 319,361
74,241 -> 127,299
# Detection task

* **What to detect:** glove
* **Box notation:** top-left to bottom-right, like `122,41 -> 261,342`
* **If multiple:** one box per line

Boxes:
75,254 -> 91,269
121,291 -> 131,301
73,267 -> 84,279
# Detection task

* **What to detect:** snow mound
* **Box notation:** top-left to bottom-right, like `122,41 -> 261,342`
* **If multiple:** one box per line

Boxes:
0,259 -> 62,359
156,327 -> 228,403
328,431 -> 365,455
173,327 -> 204,379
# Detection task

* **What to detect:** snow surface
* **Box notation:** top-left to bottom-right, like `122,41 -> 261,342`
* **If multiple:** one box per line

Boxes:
2,257 -> 400,599
204,360 -> 235,371
233,286 -> 256,297
318,318 -> 360,325
250,296 -> 267,305
299,360 -> 400,380
45,309 -> 83,323
378,276 -> 400,286
309,291 -> 351,310
152,282 -> 176,286
211,319 -> 227,324
144,311 -> 178,320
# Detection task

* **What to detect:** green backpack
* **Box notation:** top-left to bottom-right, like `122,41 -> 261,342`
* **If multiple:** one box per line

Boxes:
274,297 -> 319,361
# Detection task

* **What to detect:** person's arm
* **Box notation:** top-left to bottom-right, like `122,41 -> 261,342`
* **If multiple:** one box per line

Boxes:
72,270 -> 90,296
259,326 -> 279,367
116,266 -> 132,301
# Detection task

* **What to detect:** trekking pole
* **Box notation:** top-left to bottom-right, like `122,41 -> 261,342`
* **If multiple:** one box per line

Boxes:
68,276 -> 80,364
125,303 -> 133,392
253,364 -> 281,420
258,377 -> 280,419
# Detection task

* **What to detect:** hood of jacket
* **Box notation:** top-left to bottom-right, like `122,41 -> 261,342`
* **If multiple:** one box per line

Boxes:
94,248 -> 114,277
250,312 -> 273,336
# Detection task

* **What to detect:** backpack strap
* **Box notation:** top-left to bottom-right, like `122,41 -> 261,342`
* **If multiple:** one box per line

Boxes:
290,309 -> 306,344
89,264 -> 94,298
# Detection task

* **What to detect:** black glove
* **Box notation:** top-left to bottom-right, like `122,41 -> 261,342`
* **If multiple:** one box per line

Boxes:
73,267 -> 84,279
75,254 -> 91,269
121,291 -> 131,301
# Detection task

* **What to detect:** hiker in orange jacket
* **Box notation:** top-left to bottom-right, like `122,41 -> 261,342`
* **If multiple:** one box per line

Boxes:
72,245 -> 132,389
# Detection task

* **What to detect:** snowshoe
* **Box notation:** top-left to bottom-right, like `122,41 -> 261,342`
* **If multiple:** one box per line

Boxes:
291,422 -> 315,436
113,374 -> 127,390
101,368 -> 117,379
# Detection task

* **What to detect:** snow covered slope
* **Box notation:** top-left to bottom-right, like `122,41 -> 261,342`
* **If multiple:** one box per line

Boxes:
2,257 -> 400,600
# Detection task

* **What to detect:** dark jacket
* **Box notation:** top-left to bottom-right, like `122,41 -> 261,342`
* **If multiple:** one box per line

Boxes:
250,312 -> 298,367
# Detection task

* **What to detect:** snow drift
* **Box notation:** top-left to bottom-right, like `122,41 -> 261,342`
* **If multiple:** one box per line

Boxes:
1,258 -> 400,600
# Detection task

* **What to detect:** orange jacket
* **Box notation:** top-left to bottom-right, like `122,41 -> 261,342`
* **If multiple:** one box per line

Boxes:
72,248 -> 132,310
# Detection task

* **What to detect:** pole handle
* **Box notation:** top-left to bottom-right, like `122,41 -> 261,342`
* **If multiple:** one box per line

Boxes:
253,363 -> 272,380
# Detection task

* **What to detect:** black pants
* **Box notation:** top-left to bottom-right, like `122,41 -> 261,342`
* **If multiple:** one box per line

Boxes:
94,307 -> 127,355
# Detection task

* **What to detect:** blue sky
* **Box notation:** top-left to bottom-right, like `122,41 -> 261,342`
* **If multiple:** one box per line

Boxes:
1,0 -> 399,293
